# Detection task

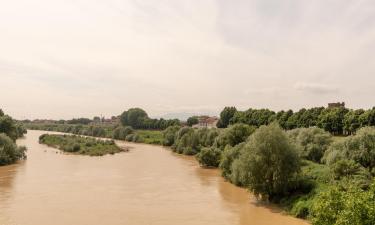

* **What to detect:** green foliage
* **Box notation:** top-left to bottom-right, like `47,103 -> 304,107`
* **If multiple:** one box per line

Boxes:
219,143 -> 244,180
230,108 -> 275,127
318,108 -> 349,135
217,106 -> 237,128
112,126 -> 134,140
311,181 -> 375,225
324,127 -> 375,172
39,134 -> 124,156
162,125 -> 181,146
0,133 -> 27,166
231,123 -> 301,200
196,147 -> 222,167
66,118 -> 92,125
187,116 -> 199,127
288,127 -> 332,163
214,123 -> 255,149
343,109 -> 365,135
120,108 -> 180,130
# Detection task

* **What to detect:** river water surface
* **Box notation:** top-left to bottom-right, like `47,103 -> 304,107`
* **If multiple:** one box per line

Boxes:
0,130 -> 308,225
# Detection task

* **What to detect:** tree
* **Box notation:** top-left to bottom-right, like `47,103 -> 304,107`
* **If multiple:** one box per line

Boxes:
196,147 -> 222,167
231,123 -> 300,200
187,116 -> 199,127
344,109 -> 365,135
217,107 -> 237,128
120,108 -> 148,129
214,123 -> 255,149
0,115 -> 18,140
287,127 -> 332,163
220,143 -> 245,180
323,127 -> 375,172
318,108 -> 348,135
359,108 -> 375,127
311,182 -> 375,225
0,133 -> 26,166
162,125 -> 181,146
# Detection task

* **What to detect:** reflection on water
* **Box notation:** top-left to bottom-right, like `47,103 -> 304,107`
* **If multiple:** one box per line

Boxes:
0,130 -> 308,225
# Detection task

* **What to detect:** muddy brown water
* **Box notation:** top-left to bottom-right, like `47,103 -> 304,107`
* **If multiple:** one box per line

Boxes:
0,130 -> 308,225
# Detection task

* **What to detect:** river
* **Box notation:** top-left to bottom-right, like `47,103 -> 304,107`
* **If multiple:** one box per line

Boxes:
0,130 -> 308,225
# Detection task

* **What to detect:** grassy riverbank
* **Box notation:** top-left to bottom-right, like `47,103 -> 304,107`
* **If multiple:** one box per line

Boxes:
39,134 -> 126,156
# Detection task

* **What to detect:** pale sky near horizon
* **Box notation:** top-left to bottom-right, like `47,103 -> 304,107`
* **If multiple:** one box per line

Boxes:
1,0 -> 375,120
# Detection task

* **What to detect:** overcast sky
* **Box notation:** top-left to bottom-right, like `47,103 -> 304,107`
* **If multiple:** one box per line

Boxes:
1,0 -> 375,120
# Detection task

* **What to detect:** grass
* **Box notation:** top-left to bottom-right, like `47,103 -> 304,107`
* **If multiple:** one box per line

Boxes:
39,134 -> 126,156
134,130 -> 164,145
280,160 -> 332,219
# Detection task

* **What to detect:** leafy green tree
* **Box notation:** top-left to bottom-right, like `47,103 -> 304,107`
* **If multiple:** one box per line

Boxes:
323,127 -> 375,172
162,125 -> 181,146
0,109 -> 4,117
196,147 -> 222,167
287,127 -> 332,163
231,123 -> 300,200
344,109 -> 365,135
318,108 -> 348,135
359,108 -> 375,127
187,116 -> 199,127
219,143 -> 245,180
214,123 -> 255,149
311,182 -> 375,225
0,133 -> 27,166
0,115 -> 18,140
217,107 -> 237,128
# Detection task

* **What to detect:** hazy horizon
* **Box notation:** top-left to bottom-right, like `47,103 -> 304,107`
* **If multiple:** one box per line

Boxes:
1,0 -> 375,120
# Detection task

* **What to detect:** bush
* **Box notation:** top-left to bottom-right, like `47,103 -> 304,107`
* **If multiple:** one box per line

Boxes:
112,126 -> 134,140
288,127 -> 332,163
0,133 -> 27,165
162,125 -> 181,146
196,147 -> 222,167
231,123 -> 300,200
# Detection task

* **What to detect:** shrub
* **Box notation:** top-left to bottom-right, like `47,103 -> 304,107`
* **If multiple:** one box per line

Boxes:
196,147 -> 222,167
112,126 -> 134,140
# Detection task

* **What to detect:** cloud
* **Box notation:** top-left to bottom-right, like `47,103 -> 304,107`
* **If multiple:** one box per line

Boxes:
294,82 -> 339,94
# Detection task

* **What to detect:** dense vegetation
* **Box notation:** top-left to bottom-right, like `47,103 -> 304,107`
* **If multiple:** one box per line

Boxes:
0,109 -> 27,166
217,106 -> 375,135
39,134 -> 125,156
160,121 -> 375,224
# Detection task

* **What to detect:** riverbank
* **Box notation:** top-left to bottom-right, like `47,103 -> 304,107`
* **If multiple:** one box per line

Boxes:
39,134 -> 127,156
0,130 -> 308,225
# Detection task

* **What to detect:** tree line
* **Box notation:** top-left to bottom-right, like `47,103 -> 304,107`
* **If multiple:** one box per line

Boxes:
217,106 -> 375,135
0,109 -> 27,166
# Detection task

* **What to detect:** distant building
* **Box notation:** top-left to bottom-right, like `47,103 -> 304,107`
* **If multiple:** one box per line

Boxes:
193,116 -> 219,129
328,102 -> 345,108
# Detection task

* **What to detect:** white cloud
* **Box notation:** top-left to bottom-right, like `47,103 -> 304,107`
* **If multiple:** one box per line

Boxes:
1,0 -> 375,119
